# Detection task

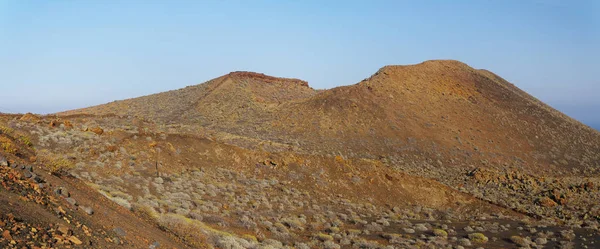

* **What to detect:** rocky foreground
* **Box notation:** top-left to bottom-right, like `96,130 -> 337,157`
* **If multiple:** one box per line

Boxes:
3,114 -> 599,248
0,126 -> 188,248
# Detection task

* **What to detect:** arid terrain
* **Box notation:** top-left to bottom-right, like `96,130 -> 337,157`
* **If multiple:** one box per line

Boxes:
1,60 -> 599,248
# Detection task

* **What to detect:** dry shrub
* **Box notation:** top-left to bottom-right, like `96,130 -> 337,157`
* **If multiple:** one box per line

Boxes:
167,142 -> 177,153
0,136 -> 17,154
241,234 -> 258,242
18,135 -> 33,147
132,203 -> 160,221
157,214 -> 209,248
0,125 -> 33,147
38,150 -> 75,175
0,126 -> 14,135
105,195 -> 131,210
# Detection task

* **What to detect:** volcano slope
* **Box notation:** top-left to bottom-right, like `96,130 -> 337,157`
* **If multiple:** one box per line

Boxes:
0,117 -> 189,248
5,60 -> 595,248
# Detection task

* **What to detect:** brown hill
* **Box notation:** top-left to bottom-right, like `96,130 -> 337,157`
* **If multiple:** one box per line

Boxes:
60,60 -> 600,176
62,71 -> 317,125
281,61 -> 600,173
45,60 -> 600,247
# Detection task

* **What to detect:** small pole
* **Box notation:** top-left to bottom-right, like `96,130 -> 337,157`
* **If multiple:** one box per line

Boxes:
155,147 -> 160,177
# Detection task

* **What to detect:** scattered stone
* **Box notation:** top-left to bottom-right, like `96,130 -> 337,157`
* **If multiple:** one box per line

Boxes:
65,197 -> 78,206
2,230 -> 12,240
0,156 -> 8,166
23,170 -> 32,178
113,237 -> 122,245
415,223 -> 429,231
32,175 -> 43,183
55,187 -> 70,197
113,227 -> 127,237
459,238 -> 472,246
58,225 -> 72,236
149,241 -> 160,249
81,206 -> 94,215
55,206 -> 67,216
403,228 -> 416,234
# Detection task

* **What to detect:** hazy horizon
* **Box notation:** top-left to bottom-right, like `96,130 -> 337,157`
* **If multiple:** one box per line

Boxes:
1,1 -> 598,128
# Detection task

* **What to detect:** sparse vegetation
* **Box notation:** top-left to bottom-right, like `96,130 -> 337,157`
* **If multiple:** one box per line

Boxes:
0,137 -> 18,154
38,150 -> 75,175
18,135 -> 33,147
132,203 -> 160,221
433,228 -> 448,238
468,233 -> 489,243
157,214 -> 209,248
2,61 -> 599,248
315,233 -> 334,241
0,125 -> 14,135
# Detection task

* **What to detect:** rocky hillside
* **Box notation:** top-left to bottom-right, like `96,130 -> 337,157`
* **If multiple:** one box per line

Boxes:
61,72 -> 317,125
0,121 -> 189,248
14,59 -> 595,248
60,61 -> 600,176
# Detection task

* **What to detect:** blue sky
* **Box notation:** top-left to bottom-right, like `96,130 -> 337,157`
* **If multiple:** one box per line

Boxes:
0,1 -> 598,129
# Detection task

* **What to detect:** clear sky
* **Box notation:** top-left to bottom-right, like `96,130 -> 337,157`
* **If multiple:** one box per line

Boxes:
0,1 -> 598,129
